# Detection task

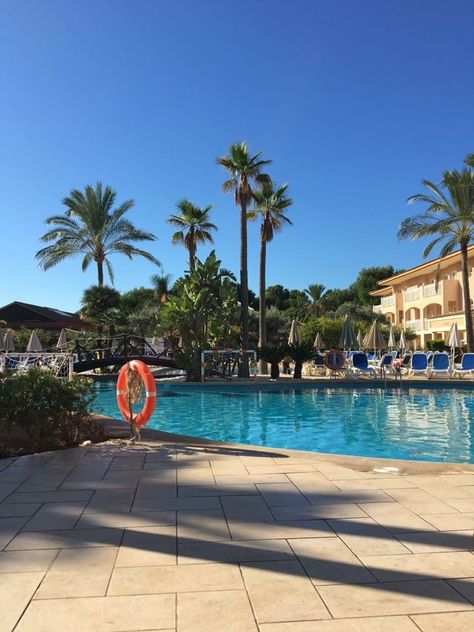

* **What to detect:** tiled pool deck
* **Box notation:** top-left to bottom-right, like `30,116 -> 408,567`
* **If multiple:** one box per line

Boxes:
1,425 -> 474,631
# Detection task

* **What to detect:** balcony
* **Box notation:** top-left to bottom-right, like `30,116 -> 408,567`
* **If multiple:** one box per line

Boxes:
405,288 -> 421,302
373,304 -> 382,314
381,295 -> 395,307
423,283 -> 441,298
406,319 -> 421,331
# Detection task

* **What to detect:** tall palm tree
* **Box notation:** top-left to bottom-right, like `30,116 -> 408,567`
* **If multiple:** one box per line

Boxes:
167,200 -> 217,271
465,154 -> 474,167
398,169 -> 474,350
305,283 -> 328,318
217,142 -> 271,375
249,183 -> 293,374
151,272 -> 172,303
36,182 -> 159,286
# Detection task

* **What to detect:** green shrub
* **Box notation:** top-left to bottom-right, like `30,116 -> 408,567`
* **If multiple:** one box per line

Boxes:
426,339 -> 446,352
0,370 -> 101,455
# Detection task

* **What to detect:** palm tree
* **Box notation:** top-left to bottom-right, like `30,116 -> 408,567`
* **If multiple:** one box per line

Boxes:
398,169 -> 474,350
305,284 -> 329,318
167,200 -> 217,271
217,142 -> 272,375
249,183 -> 293,374
465,154 -> 474,167
36,182 -> 159,286
151,272 -> 172,303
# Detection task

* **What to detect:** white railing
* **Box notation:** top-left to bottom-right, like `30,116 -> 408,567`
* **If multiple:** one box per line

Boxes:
405,288 -> 421,302
381,295 -> 395,307
0,353 -> 73,378
423,283 -> 441,298
373,304 -> 382,314
406,319 -> 421,331
423,318 -> 430,330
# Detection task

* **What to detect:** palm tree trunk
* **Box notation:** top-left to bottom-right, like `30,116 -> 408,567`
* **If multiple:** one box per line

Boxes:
239,199 -> 250,377
189,228 -> 196,272
460,241 -> 474,351
97,261 -> 104,287
258,237 -> 268,374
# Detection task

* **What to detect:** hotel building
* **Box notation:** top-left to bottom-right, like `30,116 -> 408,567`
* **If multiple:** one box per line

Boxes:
370,246 -> 474,348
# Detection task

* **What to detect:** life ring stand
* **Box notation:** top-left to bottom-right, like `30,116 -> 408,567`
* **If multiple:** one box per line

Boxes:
116,360 -> 156,428
324,349 -> 346,372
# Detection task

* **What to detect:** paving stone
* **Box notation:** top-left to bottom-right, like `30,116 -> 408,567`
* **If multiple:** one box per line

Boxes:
412,611 -> 474,631
115,525 -> 176,567
318,580 -> 470,617
132,495 -> 220,512
0,549 -> 58,573
447,578 -> 474,604
388,489 -> 461,514
109,561 -> 243,595
178,483 -> 257,497
440,475 -> 474,486
177,509 -> 231,541
214,474 -> 289,485
0,503 -> 41,518
256,483 -> 310,507
421,512 -> 474,530
258,616 -> 420,631
177,467 -> 215,487
228,519 -> 334,541
396,530 -> 474,553
177,589 -> 257,631
0,483 -> 21,501
210,459 -> 249,475
23,502 -> 87,531
445,497 -> 474,512
16,594 -> 176,631
287,472 -> 342,497
178,538 -> 295,564
0,571 -> 44,632
289,537 -> 374,585
272,503 -> 366,521
34,547 -> 117,599
4,490 -> 93,504
404,476 -> 473,499
358,501 -> 436,532
83,489 -> 136,513
334,478 -> 416,490
6,527 -> 123,550
241,560 -> 330,623
221,495 -> 274,523
327,518 -> 411,556
75,510 -> 175,529
246,465 -> 317,474
0,517 -> 30,549
361,551 -> 474,581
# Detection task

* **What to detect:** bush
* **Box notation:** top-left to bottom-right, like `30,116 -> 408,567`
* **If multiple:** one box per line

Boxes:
0,370 -> 101,455
427,339 -> 446,352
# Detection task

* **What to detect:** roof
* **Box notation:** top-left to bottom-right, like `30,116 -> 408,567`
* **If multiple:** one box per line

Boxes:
0,301 -> 87,330
370,244 -> 474,295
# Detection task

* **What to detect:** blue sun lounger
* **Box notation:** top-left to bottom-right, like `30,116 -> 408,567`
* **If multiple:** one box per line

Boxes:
452,353 -> 474,379
427,351 -> 450,379
409,352 -> 428,376
351,352 -> 376,377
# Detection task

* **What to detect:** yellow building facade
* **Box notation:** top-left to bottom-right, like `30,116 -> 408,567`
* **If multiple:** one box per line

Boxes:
371,246 -> 474,348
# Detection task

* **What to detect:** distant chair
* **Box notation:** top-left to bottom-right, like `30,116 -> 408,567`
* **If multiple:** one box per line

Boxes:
351,352 -> 376,377
409,352 -> 428,376
376,353 -> 394,375
452,353 -> 474,379
427,352 -> 451,379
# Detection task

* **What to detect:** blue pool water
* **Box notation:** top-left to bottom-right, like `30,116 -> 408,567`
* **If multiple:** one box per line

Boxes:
92,382 -> 474,463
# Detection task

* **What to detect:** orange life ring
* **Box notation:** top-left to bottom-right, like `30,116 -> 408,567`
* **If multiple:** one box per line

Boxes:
116,360 -> 156,427
324,350 -> 346,371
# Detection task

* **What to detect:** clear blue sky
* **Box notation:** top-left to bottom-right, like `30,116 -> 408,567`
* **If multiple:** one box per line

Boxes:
1,0 -> 473,311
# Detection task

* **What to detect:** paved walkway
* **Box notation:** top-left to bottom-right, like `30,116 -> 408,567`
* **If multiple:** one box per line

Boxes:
0,437 -> 474,631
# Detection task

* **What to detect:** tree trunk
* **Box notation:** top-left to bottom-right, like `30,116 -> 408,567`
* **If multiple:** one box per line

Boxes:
97,260 -> 104,287
239,199 -> 250,377
270,361 -> 280,379
189,229 -> 196,272
293,360 -> 303,380
258,237 -> 268,374
460,241 -> 474,351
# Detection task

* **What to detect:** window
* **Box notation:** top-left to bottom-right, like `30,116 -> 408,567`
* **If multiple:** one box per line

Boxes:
448,301 -> 457,313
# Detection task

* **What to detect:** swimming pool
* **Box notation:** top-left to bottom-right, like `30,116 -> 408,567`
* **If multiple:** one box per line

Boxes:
92,381 -> 474,464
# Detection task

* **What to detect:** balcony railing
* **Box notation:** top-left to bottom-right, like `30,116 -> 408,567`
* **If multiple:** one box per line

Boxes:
373,304 -> 382,314
406,319 -> 421,331
405,288 -> 421,302
381,295 -> 395,307
423,283 -> 441,298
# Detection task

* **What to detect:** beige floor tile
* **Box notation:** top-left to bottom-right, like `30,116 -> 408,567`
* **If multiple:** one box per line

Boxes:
177,589 -> 257,631
34,547 -> 117,599
109,561 -> 243,595
422,512 -> 474,530
60,479 -> 138,490
242,560 -> 330,623
445,497 -> 474,512
0,517 -> 30,548
178,483 -> 257,497
228,519 -> 334,541
258,615 -> 420,631
115,525 -> 176,567
288,472 -> 342,496
361,551 -> 474,582
0,571 -> 44,632
83,489 -> 136,513
210,460 -> 248,475
396,530 -> 474,553
405,476 -> 473,499
0,549 -> 58,573
221,495 -> 274,522
215,474 -> 289,485
388,489 -> 461,514
178,538 -> 294,564
6,527 -> 123,550
412,611 -> 474,631
448,578 -> 474,604
358,501 -> 436,532
327,518 -> 411,556
440,474 -> 474,486
318,580 -> 470,617
75,510 -> 175,529
272,503 -> 366,521
3,490 -> 92,504
247,465 -> 317,474
256,483 -> 310,507
16,594 -> 175,632
22,502 -> 87,531
177,509 -> 231,541
0,504 -> 41,518
177,467 -> 215,487
289,537 -> 374,585
311,464 -> 368,481
334,478 -> 415,490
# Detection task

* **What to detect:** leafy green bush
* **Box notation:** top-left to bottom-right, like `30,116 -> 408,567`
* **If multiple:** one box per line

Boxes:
427,339 -> 446,352
259,344 -> 289,379
0,370 -> 101,455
